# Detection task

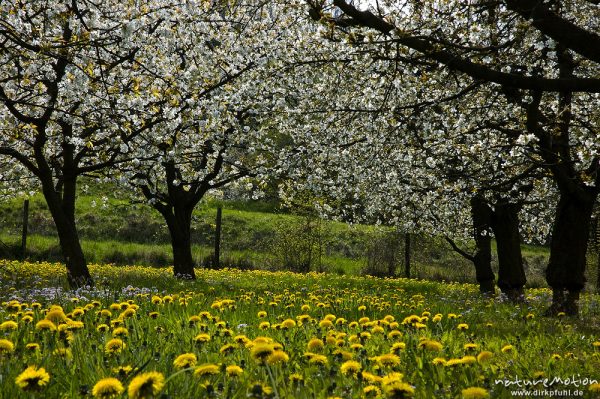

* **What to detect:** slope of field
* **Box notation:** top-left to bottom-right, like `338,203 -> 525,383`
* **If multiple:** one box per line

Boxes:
1,261 -> 599,398
1,191 -> 582,291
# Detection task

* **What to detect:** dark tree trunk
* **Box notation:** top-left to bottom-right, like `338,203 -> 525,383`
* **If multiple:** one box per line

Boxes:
161,205 -> 196,279
470,196 -> 495,294
547,193 -> 595,290
545,191 -> 595,315
41,180 -> 92,288
491,201 -> 526,301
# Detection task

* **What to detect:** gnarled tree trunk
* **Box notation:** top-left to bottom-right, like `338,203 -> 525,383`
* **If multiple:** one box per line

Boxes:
159,205 -> 196,279
491,201 -> 526,301
41,177 -> 92,288
545,191 -> 595,315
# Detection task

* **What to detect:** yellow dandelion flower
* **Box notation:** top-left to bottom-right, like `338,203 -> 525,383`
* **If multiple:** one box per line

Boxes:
550,353 -> 562,360
194,333 -> 211,343
92,377 -> 124,399
448,313 -> 458,319
267,350 -> 289,365
432,357 -> 447,366
289,373 -> 304,384
362,371 -> 383,384
257,311 -> 267,318
477,351 -> 494,363
252,336 -> 273,345
113,365 -> 134,377
308,354 -> 328,366
377,353 -> 401,367
226,365 -> 243,377
0,339 -> 15,354
390,342 -> 406,355
128,371 -> 164,399
35,319 -> 57,331
461,355 -> 477,364
97,324 -> 109,333
281,318 -> 296,329
319,319 -> 334,329
307,338 -> 325,352
325,335 -> 337,346
381,372 -> 404,386
457,323 -> 469,331
120,308 -> 136,318
112,327 -> 128,337
372,325 -> 385,334
194,363 -> 219,377
148,312 -> 159,319
105,338 -> 126,354
589,383 -> 600,393
333,349 -> 354,360
45,308 -> 67,323
501,345 -> 514,353
251,343 -> 274,361
340,360 -> 361,376
382,381 -> 414,398
218,343 -> 234,355
350,343 -> 364,351
173,353 -> 197,369
151,296 -> 162,305
445,358 -> 464,367
464,343 -> 478,351
388,330 -> 402,340
363,385 -> 381,397
461,387 -> 489,399
0,320 -> 18,330
419,339 -> 443,351
25,343 -> 40,352
15,366 -> 50,391
229,334 -> 246,344
258,321 -> 270,330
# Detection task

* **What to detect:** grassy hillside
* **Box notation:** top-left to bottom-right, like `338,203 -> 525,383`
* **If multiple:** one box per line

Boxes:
1,185 -> 597,290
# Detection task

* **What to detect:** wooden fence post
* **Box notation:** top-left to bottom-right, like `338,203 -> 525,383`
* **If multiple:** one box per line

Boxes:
213,206 -> 222,269
21,199 -> 29,259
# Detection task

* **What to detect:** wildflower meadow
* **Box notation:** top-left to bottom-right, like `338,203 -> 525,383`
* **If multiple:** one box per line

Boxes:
1,260 -> 599,398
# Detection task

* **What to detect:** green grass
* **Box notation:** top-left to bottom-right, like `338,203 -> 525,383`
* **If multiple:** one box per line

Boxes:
0,260 -> 598,398
5,186 -> 599,293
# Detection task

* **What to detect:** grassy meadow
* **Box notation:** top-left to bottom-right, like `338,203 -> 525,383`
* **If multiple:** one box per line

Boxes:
4,190 -> 598,291
1,260 -> 599,398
